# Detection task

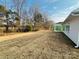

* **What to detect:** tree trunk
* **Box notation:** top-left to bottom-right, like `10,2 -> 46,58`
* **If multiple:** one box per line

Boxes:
5,25 -> 9,32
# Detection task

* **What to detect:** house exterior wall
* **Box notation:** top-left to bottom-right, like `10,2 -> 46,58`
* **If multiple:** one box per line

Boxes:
63,17 -> 79,46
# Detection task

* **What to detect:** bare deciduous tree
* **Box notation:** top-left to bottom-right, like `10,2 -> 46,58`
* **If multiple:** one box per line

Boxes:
12,0 -> 27,28
12,0 -> 26,18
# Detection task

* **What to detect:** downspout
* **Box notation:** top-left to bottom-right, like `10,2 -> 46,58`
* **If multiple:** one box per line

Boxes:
75,32 -> 79,48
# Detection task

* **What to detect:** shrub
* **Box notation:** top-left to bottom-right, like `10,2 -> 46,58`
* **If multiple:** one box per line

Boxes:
17,25 -> 32,32
25,25 -> 32,32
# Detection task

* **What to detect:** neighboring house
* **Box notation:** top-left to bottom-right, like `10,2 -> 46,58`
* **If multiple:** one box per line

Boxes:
0,11 -> 18,27
0,12 -> 6,26
54,8 -> 79,48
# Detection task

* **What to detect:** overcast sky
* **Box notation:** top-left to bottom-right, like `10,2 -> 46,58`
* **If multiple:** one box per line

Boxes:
0,0 -> 79,23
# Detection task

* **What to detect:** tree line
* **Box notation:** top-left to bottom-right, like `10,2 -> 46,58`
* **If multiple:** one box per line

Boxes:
0,0 -> 53,32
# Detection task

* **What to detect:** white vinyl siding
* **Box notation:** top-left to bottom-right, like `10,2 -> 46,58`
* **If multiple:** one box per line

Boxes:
63,18 -> 79,46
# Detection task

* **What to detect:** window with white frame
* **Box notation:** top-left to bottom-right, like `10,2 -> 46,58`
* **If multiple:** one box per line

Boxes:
64,24 -> 70,32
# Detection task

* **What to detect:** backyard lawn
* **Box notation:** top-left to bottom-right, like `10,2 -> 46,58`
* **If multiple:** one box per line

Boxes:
0,30 -> 78,59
